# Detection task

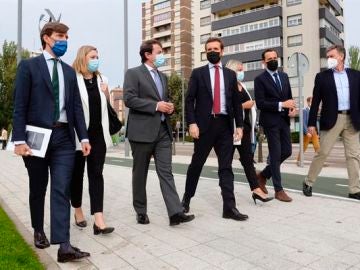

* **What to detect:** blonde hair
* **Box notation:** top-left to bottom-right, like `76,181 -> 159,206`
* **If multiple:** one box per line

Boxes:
225,59 -> 243,73
72,45 -> 100,75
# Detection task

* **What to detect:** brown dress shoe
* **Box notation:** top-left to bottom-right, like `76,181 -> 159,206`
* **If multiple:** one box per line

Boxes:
275,190 -> 292,202
256,172 -> 268,194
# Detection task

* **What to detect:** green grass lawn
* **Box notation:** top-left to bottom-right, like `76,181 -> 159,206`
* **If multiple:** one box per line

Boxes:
0,206 -> 44,269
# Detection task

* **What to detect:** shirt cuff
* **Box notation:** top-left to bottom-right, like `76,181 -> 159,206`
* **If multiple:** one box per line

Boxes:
278,102 -> 283,112
14,141 -> 26,145
80,139 -> 89,143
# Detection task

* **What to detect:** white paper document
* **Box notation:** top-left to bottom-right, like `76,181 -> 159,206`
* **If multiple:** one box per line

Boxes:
7,125 -> 52,158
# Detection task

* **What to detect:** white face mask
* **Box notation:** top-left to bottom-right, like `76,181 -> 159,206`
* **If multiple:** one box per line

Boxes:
327,57 -> 338,69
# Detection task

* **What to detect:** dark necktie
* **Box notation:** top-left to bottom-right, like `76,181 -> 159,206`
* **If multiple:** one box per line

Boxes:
52,59 -> 60,122
213,65 -> 220,114
273,73 -> 282,93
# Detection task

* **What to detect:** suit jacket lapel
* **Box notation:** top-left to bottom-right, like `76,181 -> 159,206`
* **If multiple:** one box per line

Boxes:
77,72 -> 89,110
159,72 -> 167,101
201,65 -> 213,97
140,64 -> 161,100
264,71 -> 281,98
223,68 -> 230,98
61,62 -> 70,104
38,55 -> 53,97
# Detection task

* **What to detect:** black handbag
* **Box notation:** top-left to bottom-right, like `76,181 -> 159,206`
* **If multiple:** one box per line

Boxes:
107,100 -> 122,135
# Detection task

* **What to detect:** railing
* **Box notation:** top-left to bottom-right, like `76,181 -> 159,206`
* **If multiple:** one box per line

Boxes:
214,4 -> 281,21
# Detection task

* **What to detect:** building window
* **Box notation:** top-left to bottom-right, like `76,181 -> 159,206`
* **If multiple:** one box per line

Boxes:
175,58 -> 181,64
154,12 -> 171,23
200,33 -> 211,44
287,14 -> 302,27
200,0 -> 211,10
201,52 -> 207,61
174,22 -> 180,29
287,0 -> 301,6
154,1 -> 171,11
200,16 -> 211,26
287,34 -> 303,47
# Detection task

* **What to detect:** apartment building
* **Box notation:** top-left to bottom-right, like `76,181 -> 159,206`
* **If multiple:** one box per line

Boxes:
142,0 -> 192,79
110,87 -> 125,122
195,0 -> 344,101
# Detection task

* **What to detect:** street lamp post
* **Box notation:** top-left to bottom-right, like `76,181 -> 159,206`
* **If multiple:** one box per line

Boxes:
181,70 -> 185,143
17,0 -> 22,64
124,0 -> 130,157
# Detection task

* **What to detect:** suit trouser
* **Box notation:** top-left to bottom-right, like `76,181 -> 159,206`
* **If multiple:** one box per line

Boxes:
261,117 -> 292,192
71,129 -> 106,214
184,116 -> 236,212
297,134 -> 320,161
234,127 -> 259,191
130,123 -> 182,217
305,114 -> 360,194
23,126 -> 75,244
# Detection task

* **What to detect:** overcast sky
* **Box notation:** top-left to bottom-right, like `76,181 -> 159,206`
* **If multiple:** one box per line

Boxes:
0,0 -> 359,87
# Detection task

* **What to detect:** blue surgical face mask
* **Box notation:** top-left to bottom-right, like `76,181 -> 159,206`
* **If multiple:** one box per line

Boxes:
51,40 -> 68,57
154,53 -> 166,68
87,59 -> 99,72
237,71 -> 245,82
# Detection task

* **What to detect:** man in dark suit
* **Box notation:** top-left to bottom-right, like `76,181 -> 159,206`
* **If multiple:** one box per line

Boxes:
123,39 -> 194,226
254,48 -> 296,202
182,37 -> 248,221
303,45 -> 360,200
12,22 -> 91,262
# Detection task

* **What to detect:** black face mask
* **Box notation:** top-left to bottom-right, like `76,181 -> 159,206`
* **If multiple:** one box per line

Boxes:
266,59 -> 278,71
207,51 -> 221,64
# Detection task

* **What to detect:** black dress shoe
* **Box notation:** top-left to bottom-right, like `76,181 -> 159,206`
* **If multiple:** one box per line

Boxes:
303,181 -> 312,197
57,246 -> 90,263
93,223 -> 115,235
181,195 -> 191,213
34,231 -> 50,249
74,214 -> 87,228
136,213 -> 150,224
223,208 -> 248,221
348,192 -> 360,200
169,212 -> 195,226
252,193 -> 274,205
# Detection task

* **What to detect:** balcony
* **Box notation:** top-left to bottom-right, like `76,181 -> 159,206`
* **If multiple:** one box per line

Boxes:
319,27 -> 343,45
222,46 -> 283,64
153,18 -> 171,28
153,29 -> 172,39
319,0 -> 342,16
212,5 -> 282,31
212,0 -> 258,14
319,7 -> 343,32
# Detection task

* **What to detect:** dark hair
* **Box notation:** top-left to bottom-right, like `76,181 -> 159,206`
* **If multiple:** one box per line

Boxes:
261,48 -> 278,60
306,96 -> 312,103
139,39 -> 163,63
326,44 -> 346,62
204,37 -> 224,50
40,22 -> 69,49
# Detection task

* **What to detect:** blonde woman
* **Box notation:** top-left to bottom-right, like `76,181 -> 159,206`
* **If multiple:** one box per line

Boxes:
226,59 -> 273,204
71,45 -> 114,234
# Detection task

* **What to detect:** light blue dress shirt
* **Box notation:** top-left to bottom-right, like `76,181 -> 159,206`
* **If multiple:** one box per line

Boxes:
333,68 -> 350,111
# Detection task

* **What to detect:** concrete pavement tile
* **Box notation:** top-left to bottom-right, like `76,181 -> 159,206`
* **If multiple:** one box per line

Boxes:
88,252 -> 131,269
205,238 -> 254,257
344,243 -> 360,255
113,242 -> 155,265
133,258 -> 177,270
128,233 -> 178,256
146,227 -> 199,249
183,244 -> 234,267
219,258 -> 258,270
160,251 -> 211,270
307,257 -> 351,270
282,250 -> 321,266
243,251 -> 303,270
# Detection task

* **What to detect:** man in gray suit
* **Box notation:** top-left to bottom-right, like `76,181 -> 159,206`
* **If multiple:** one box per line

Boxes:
123,39 -> 195,226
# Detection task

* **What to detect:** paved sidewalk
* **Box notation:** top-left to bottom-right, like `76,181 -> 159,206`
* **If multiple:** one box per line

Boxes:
1,149 -> 360,270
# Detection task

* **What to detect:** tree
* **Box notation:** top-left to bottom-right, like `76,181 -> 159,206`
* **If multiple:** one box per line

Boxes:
168,72 -> 187,130
0,41 -> 29,130
348,46 -> 360,71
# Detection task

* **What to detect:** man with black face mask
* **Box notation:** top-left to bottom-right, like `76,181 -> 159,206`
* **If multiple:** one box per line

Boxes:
254,48 -> 296,202
182,37 -> 247,221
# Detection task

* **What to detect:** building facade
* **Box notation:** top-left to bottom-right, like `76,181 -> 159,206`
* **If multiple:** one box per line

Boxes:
205,0 -> 344,102
142,0 -> 193,79
110,87 -> 125,123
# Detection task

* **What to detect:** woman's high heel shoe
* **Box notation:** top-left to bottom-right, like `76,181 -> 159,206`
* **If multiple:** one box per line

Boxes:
74,214 -> 87,228
252,193 -> 274,205
93,223 -> 114,235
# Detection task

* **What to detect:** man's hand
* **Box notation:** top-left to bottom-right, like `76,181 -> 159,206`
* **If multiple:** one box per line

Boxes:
288,108 -> 296,117
282,99 -> 296,109
233,127 -> 243,142
157,101 -> 174,114
189,123 -> 199,139
307,126 -> 317,136
81,142 -> 91,156
14,144 -> 32,156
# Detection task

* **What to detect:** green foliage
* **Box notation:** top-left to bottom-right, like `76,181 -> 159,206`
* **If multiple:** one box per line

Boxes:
348,46 -> 360,71
0,207 -> 44,269
291,131 -> 300,143
0,40 -> 30,130
168,72 -> 187,129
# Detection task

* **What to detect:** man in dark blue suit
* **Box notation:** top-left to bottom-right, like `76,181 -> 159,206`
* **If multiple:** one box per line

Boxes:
182,37 -> 248,221
12,22 -> 91,262
255,48 -> 296,202
303,45 -> 360,200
